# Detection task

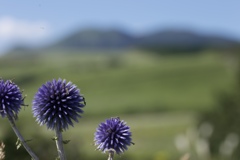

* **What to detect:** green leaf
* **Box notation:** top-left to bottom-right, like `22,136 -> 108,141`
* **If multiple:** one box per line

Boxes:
52,136 -> 58,141
25,139 -> 32,143
16,138 -> 22,149
62,140 -> 71,144
16,143 -> 22,150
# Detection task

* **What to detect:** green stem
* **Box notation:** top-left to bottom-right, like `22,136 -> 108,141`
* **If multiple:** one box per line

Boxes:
8,116 -> 39,160
55,128 -> 66,160
108,150 -> 114,160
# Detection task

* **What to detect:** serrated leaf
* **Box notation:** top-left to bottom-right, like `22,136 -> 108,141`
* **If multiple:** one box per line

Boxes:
17,143 -> 22,150
25,139 -> 32,143
52,136 -> 58,141
62,140 -> 71,144
16,138 -> 20,145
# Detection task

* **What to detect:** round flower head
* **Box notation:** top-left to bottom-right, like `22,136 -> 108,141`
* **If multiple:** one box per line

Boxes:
0,79 -> 23,120
94,117 -> 133,154
32,79 -> 85,130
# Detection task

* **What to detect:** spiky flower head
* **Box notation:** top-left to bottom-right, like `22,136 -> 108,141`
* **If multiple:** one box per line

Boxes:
32,78 -> 85,131
94,117 -> 133,154
0,79 -> 23,120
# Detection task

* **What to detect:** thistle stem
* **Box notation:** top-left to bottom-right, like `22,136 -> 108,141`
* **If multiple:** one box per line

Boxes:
55,128 -> 66,160
108,151 -> 114,160
7,116 -> 39,160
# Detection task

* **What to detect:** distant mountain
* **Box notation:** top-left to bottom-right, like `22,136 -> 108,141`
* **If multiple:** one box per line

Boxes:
50,28 -> 240,53
135,30 -> 240,53
6,28 -> 240,55
51,28 -> 135,50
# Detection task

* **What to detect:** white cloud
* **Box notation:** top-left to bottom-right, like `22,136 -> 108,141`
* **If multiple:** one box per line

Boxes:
0,16 -> 51,54
0,17 -> 49,40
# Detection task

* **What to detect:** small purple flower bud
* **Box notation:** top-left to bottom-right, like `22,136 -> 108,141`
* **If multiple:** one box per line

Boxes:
32,78 -> 85,130
0,79 -> 23,120
94,117 -> 133,154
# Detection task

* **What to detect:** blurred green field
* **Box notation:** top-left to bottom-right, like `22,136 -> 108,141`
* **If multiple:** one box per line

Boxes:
0,50 -> 236,160
0,50 -> 235,115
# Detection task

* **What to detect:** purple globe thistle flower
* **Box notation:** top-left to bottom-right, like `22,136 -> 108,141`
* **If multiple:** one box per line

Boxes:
0,79 -> 23,120
32,78 -> 85,131
94,117 -> 133,155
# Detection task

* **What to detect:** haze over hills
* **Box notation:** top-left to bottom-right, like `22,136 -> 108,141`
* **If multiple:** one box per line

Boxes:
5,27 -> 240,55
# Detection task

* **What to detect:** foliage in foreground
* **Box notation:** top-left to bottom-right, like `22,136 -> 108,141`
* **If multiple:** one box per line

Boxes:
199,69 -> 240,160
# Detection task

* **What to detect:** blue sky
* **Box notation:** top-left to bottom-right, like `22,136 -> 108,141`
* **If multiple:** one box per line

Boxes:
0,0 -> 240,53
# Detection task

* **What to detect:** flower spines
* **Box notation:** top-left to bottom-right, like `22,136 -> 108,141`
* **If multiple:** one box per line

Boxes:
0,80 -> 23,120
32,79 -> 85,130
94,117 -> 133,154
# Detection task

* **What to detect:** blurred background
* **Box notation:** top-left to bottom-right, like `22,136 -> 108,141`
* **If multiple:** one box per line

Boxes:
1,1 -> 240,160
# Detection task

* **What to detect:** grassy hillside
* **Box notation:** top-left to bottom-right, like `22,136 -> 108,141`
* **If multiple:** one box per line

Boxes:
0,50 -> 235,115
0,50 -> 236,160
